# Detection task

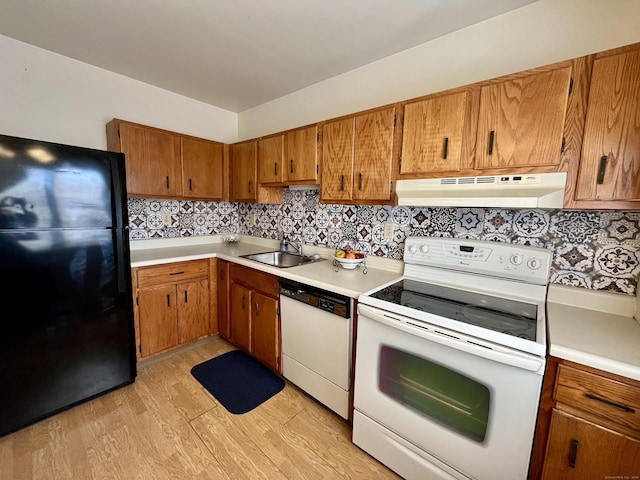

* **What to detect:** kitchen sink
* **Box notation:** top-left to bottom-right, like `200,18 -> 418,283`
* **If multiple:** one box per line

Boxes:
240,250 -> 324,268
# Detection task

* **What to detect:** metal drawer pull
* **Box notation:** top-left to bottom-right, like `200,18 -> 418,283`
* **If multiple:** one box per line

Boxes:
184,291 -> 188,303
585,393 -> 635,413
170,271 -> 185,275
443,137 -> 449,159
166,176 -> 170,188
274,162 -> 278,175
341,175 -> 344,191
255,303 -> 260,315
488,130 -> 495,155
290,159 -> 294,173
358,173 -> 363,190
597,156 -> 607,184
189,178 -> 193,191
167,294 -> 171,307
568,439 -> 578,468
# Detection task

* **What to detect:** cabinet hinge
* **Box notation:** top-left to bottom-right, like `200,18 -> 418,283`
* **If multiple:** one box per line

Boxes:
568,77 -> 574,97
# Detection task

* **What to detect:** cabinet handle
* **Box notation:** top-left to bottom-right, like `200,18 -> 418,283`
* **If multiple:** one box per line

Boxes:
167,294 -> 171,307
488,130 -> 495,155
597,156 -> 608,184
568,439 -> 579,468
170,271 -> 185,275
585,393 -> 635,413
189,178 -> 193,191
255,303 -> 260,315
443,137 -> 449,160
248,181 -> 252,193
166,176 -> 170,189
341,175 -> 345,191
358,173 -> 363,190
241,295 -> 245,309
184,291 -> 188,303
290,159 -> 294,173
274,162 -> 278,175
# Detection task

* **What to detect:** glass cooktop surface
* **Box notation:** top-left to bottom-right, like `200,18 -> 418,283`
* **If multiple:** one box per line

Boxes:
369,279 -> 538,340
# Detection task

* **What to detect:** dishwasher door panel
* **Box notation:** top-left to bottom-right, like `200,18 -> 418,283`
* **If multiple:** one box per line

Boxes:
280,295 -> 351,390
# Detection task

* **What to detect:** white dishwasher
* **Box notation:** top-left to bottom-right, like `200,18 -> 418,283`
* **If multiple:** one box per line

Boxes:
279,278 -> 353,419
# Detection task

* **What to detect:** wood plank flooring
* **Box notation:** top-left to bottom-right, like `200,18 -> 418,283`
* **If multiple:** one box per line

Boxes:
0,337 -> 401,480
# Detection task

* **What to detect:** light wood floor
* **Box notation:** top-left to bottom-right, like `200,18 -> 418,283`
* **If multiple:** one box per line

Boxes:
0,337 -> 401,480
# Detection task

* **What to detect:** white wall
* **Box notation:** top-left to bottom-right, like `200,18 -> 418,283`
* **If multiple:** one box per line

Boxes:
0,35 -> 237,150
238,0 -> 640,140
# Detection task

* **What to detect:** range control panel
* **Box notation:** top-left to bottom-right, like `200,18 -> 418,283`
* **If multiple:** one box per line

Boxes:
403,237 -> 551,285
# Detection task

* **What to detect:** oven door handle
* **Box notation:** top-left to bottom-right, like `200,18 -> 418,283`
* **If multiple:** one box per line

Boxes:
358,304 -> 544,373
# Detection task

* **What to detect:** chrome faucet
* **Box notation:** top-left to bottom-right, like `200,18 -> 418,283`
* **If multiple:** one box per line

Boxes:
283,239 -> 303,255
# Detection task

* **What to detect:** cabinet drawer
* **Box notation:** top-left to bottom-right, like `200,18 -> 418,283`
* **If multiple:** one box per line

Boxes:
230,264 -> 278,297
555,364 -> 640,434
136,259 -> 209,288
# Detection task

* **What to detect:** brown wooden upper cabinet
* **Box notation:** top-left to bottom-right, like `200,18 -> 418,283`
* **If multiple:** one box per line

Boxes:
321,106 -> 397,203
257,125 -> 318,186
230,140 -> 258,202
181,137 -> 224,199
231,140 -> 283,204
474,66 -> 572,169
106,119 -> 224,200
258,134 -> 285,185
576,46 -> 640,202
401,91 -> 471,175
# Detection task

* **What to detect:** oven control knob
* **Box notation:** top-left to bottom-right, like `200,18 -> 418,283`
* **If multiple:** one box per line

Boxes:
510,254 -> 523,265
527,258 -> 542,270
419,244 -> 429,254
408,244 -> 418,254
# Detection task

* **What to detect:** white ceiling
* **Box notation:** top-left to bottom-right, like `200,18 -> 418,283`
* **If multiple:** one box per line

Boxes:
0,0 -> 537,113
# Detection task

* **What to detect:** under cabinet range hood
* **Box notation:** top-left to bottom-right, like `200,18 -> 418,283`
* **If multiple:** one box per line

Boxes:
395,172 -> 567,208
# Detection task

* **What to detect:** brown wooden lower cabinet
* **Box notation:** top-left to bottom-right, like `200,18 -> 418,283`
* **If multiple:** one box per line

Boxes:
533,357 -> 640,479
216,259 -> 230,339
542,409 -> 640,479
133,259 -> 211,359
229,264 -> 281,372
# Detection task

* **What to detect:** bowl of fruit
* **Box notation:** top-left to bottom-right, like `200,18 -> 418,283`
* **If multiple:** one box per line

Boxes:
334,246 -> 366,269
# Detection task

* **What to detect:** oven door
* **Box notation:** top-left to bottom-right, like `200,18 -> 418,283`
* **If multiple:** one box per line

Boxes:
353,304 -> 545,480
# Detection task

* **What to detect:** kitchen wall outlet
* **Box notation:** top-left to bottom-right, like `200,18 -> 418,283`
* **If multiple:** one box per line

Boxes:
383,221 -> 394,239
162,211 -> 172,227
251,214 -> 258,227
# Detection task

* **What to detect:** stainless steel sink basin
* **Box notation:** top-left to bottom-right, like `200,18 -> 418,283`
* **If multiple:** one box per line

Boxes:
240,250 -> 323,268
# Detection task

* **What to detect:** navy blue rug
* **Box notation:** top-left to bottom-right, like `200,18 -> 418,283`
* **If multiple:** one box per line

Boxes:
191,350 -> 285,414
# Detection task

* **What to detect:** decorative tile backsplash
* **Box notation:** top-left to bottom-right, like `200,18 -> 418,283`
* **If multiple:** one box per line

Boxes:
128,191 -> 640,295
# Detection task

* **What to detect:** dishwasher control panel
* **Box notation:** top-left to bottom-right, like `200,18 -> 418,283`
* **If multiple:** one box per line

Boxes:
279,279 -> 351,318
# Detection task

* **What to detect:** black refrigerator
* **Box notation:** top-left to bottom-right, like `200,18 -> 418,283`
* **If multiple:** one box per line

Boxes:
0,133 -> 136,436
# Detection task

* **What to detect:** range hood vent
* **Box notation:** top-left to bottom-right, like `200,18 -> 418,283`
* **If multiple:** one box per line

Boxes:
395,172 -> 567,208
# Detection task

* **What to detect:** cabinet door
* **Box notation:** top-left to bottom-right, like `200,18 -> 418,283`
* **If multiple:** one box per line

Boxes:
216,260 -> 230,340
120,122 -> 181,197
230,283 -> 252,352
177,278 -> 210,344
230,141 -> 257,201
138,285 -> 178,357
353,106 -> 396,201
258,135 -> 285,184
252,292 -> 280,372
320,117 -> 355,202
576,49 -> 640,201
542,409 -> 640,479
401,92 -> 468,174
475,67 -> 572,169
285,125 -> 318,182
181,137 -> 224,200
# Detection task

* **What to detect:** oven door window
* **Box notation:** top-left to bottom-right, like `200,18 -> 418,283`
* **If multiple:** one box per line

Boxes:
379,345 -> 490,443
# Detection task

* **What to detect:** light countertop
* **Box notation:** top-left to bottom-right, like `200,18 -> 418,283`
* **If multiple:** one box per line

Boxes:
129,235 -> 404,299
547,284 -> 640,381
